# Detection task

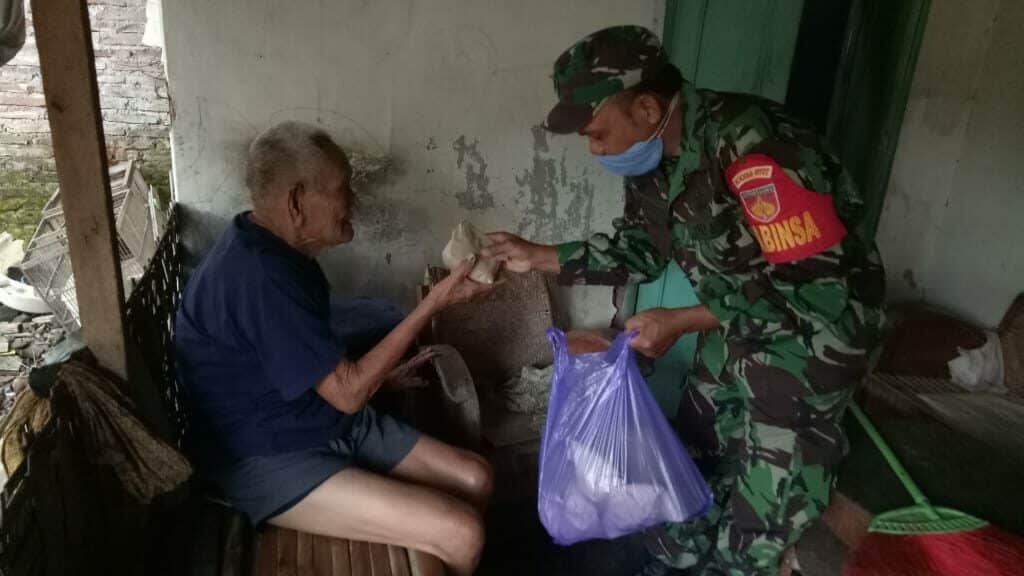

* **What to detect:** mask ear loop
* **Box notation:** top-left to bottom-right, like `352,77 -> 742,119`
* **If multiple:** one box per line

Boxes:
646,92 -> 680,143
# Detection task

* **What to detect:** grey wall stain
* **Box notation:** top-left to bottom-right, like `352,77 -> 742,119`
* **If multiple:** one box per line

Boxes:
565,174 -> 595,237
354,195 -> 405,242
531,125 -> 549,153
426,137 -> 438,151
351,158 -> 422,244
451,135 -> 495,210
515,130 -> 595,243
515,152 -> 560,240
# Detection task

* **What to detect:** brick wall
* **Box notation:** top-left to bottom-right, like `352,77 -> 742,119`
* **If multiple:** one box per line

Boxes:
0,0 -> 171,239
0,0 -> 171,169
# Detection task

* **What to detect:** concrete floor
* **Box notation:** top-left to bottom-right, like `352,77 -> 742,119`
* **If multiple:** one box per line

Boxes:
478,499 -> 850,576
795,521 -> 848,576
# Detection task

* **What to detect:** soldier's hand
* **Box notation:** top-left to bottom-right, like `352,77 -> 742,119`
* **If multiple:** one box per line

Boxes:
625,306 -> 720,358
482,232 -> 561,274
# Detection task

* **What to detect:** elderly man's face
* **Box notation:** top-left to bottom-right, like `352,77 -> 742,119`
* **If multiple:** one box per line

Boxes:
300,151 -> 355,252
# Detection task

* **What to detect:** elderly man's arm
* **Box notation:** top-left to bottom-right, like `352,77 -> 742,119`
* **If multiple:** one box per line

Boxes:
314,259 -> 487,413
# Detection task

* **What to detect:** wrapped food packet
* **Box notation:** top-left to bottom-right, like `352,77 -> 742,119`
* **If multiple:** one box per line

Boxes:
442,221 -> 501,284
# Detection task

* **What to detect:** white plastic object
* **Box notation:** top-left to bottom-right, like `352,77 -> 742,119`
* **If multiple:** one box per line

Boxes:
0,275 -> 51,314
949,330 -> 1007,393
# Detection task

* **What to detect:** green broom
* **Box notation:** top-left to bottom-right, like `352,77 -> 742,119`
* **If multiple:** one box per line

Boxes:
844,402 -> 1024,575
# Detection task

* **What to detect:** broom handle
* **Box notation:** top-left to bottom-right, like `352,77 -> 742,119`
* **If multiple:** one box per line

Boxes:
848,402 -> 933,509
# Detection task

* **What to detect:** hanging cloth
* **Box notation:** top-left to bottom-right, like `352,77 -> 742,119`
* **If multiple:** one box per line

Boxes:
0,0 -> 25,66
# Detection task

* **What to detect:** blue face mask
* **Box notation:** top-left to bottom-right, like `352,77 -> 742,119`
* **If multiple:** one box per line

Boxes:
595,94 -> 679,177
596,136 -> 665,177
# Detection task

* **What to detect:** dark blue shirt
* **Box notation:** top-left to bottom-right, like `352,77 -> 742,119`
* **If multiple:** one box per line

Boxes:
175,213 -> 353,468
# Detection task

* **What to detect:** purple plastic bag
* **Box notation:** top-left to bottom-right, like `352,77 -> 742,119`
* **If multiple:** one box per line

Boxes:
538,327 -> 712,545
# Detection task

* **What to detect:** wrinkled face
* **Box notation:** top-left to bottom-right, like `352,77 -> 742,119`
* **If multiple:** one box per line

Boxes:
580,92 -> 665,156
297,150 -> 355,253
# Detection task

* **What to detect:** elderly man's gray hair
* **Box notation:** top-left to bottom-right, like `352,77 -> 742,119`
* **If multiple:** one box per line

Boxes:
245,121 -> 347,204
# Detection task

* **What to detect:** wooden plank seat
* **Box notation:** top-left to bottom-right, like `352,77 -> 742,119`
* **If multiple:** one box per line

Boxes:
255,526 -> 444,576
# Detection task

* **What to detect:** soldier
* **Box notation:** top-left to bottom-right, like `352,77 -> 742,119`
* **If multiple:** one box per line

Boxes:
485,26 -> 885,575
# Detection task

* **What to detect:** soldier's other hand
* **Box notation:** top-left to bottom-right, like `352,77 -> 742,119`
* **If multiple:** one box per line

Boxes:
625,305 -> 720,358
482,232 -> 561,274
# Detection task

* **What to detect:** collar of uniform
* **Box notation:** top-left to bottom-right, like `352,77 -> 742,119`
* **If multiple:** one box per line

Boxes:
664,81 -> 703,204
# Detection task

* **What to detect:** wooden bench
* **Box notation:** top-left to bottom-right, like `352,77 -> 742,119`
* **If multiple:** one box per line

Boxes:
255,527 -> 444,576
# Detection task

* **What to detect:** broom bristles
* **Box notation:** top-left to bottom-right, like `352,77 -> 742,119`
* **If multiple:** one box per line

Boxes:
845,525 -> 1024,576
845,532 -> 938,576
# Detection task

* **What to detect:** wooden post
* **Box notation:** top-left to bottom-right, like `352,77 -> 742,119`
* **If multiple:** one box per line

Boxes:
31,0 -> 128,379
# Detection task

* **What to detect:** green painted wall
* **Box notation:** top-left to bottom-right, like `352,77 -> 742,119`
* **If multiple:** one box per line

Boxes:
826,0 -> 930,240
664,0 -> 804,101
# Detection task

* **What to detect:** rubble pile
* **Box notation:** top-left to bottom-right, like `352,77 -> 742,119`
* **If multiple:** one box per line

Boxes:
0,307 -> 66,418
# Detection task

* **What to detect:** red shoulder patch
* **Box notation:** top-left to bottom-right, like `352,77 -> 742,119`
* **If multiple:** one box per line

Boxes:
725,154 -> 847,263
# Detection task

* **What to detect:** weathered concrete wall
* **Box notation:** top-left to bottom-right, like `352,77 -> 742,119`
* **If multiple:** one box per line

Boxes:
0,0 -> 172,239
876,0 -> 1024,328
163,0 -> 663,326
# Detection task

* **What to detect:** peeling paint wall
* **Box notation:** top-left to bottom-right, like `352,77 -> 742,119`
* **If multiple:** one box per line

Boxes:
876,0 -> 1024,328
162,0 -> 662,327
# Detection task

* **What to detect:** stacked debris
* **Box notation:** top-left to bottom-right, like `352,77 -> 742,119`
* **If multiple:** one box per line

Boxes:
21,160 -> 165,332
0,306 -> 67,418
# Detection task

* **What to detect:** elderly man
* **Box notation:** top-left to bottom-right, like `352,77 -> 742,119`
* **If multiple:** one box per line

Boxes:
175,122 -> 493,576
487,27 -> 885,575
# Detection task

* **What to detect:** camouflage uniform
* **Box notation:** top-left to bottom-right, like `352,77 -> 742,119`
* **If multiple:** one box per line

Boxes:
545,27 -> 885,575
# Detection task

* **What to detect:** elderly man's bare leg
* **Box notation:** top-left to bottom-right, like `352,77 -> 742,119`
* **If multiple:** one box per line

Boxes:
269,467 -> 485,576
390,436 -> 493,511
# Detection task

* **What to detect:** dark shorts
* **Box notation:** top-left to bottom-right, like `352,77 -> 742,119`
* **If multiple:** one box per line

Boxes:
209,406 -> 420,525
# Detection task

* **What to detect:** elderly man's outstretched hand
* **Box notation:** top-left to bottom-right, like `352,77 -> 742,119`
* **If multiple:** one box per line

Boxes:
427,257 -> 495,310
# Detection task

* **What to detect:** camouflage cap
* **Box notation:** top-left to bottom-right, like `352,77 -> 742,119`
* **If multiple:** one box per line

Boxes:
545,25 -> 669,134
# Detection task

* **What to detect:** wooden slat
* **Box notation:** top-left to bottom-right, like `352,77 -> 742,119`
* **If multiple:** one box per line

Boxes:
349,541 -> 371,575
219,510 -> 250,576
255,528 -> 279,576
296,531 -> 314,576
277,528 -> 298,576
387,546 -> 411,576
368,543 -> 392,576
329,537 -> 352,576
407,550 -> 445,576
312,535 -> 334,576
29,0 -> 128,379
253,530 -> 429,576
